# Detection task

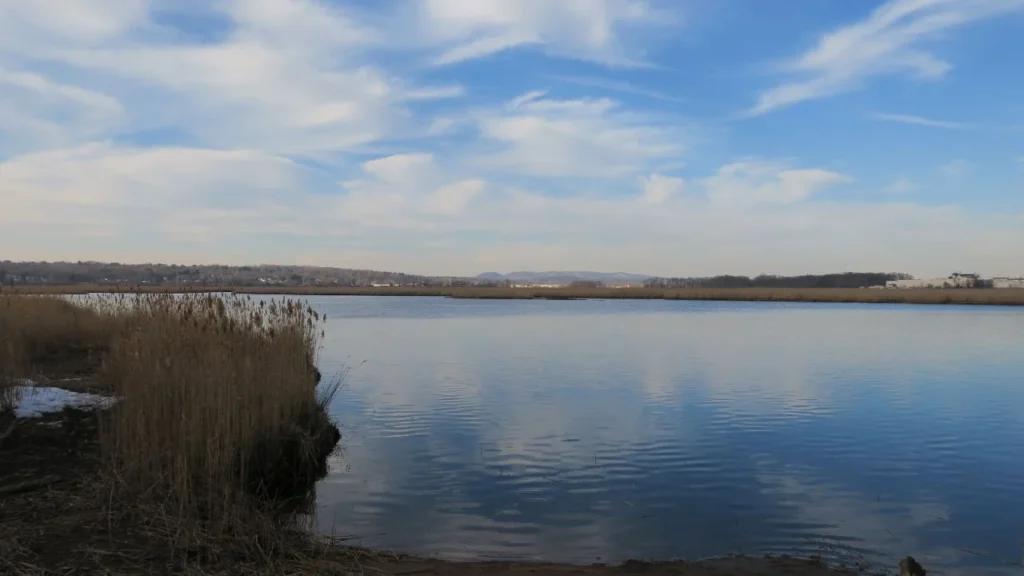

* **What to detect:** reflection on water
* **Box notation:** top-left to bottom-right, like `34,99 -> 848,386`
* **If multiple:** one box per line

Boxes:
308,297 -> 1024,575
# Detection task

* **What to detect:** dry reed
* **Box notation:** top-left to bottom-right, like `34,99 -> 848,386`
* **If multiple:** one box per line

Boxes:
1,292 -> 343,570
98,294 -> 335,537
0,294 -> 118,413
0,294 -> 115,373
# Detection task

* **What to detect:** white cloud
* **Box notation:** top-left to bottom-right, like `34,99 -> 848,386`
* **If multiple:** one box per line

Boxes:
0,142 -> 321,242
0,0 -> 460,156
223,0 -> 378,54
361,153 -> 438,184
639,174 -> 685,204
702,161 -> 851,207
328,153 -> 487,228
430,180 -> 486,216
4,144 -> 1022,278
52,45 -> 423,155
0,68 -> 126,155
416,0 -> 668,67
0,0 -> 149,50
473,92 -> 686,178
747,0 -> 1024,115
867,111 -> 972,129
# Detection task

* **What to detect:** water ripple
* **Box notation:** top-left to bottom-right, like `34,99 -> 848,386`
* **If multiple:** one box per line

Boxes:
311,297 -> 1024,576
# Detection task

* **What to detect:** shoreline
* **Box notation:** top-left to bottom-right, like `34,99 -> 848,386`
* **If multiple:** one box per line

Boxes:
7,283 -> 1024,306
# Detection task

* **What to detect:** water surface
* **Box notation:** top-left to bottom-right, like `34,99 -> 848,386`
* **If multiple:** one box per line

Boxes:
309,297 -> 1024,575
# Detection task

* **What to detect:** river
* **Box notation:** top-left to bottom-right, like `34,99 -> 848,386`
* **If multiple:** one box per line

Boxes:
306,296 -> 1024,575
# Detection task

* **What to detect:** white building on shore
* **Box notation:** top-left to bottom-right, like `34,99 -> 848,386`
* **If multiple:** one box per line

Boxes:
992,277 -> 1024,289
886,273 -> 980,289
885,273 -> 1024,289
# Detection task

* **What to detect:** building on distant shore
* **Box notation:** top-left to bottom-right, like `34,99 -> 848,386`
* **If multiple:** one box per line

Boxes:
992,277 -> 1024,289
886,273 -> 1024,289
887,273 -> 980,289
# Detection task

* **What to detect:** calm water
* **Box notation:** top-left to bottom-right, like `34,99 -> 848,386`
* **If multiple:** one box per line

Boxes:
307,297 -> 1024,575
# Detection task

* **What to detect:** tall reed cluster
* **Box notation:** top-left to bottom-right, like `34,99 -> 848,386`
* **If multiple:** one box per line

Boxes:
99,294 -> 336,528
0,294 -> 116,411
2,291 -> 339,538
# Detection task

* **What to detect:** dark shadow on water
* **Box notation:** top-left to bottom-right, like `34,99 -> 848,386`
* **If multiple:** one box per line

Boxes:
243,397 -> 341,514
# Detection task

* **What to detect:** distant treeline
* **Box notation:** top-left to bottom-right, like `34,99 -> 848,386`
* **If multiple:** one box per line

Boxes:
1,261 -> 915,290
0,261 -> 451,287
643,272 -> 914,289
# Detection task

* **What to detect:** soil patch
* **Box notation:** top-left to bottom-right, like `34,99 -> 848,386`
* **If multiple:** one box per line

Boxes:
0,406 -> 100,491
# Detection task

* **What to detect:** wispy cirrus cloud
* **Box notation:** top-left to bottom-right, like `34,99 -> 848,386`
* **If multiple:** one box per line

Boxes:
0,67 -> 127,155
551,75 -> 686,103
414,0 -> 672,67
867,111 -> 973,129
746,0 -> 1024,116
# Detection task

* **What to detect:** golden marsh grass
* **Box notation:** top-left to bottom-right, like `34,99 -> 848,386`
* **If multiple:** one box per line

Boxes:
0,292 -> 342,570
99,294 -> 332,521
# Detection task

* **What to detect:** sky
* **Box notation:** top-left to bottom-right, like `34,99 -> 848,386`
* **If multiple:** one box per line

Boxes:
1,0 -> 1023,278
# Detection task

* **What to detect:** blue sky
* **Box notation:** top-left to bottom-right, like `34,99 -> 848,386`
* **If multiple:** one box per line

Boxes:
1,0 -> 1022,277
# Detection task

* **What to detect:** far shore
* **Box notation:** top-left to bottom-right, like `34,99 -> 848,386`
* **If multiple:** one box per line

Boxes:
8,283 -> 1024,306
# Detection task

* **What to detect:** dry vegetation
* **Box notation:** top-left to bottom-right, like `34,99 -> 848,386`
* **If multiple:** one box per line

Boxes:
0,292 -> 349,575
11,284 -> 1024,305
101,294 -> 342,525
0,295 -> 116,418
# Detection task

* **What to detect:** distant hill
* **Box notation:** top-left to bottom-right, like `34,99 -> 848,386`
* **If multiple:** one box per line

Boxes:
0,260 -> 461,287
476,271 -> 651,286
